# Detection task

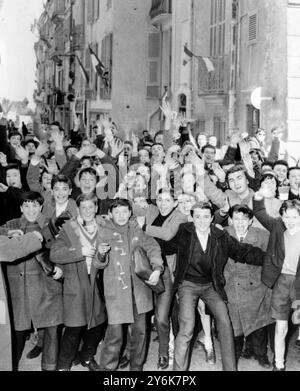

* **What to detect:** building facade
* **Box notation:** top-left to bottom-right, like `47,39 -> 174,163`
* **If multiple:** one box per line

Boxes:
34,0 -> 300,154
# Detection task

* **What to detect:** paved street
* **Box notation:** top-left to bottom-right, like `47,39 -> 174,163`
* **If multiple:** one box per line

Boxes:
16,328 -> 300,372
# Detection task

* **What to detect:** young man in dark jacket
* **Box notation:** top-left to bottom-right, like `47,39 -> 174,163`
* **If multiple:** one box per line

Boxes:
169,202 -> 266,371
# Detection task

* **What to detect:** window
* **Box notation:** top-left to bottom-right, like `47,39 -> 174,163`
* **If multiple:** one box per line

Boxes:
248,11 -> 258,44
100,34 -> 113,99
87,0 -> 100,24
213,116 -> 225,145
147,32 -> 161,99
210,0 -> 226,57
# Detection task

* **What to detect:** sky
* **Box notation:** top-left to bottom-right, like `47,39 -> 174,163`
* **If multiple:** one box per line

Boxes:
0,0 -> 44,109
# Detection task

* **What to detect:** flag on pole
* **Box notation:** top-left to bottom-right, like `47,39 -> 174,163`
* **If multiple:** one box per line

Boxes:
88,44 -> 110,91
183,44 -> 215,73
76,55 -> 90,85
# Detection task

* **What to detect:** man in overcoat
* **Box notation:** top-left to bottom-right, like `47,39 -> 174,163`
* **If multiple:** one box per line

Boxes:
0,191 -> 63,371
0,232 -> 44,371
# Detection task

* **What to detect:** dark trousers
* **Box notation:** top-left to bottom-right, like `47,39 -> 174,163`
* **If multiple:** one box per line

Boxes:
174,280 -> 236,371
244,326 -> 268,357
12,326 -> 58,371
154,265 -> 173,357
100,301 -> 147,371
58,324 -> 103,370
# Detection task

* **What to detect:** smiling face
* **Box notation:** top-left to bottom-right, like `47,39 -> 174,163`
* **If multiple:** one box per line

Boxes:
138,149 -> 150,164
109,205 -> 132,226
274,164 -> 288,183
52,182 -> 72,205
192,207 -> 213,233
6,168 -> 21,188
177,194 -> 196,216
78,200 -> 98,223
231,212 -> 252,237
151,144 -> 165,163
21,201 -> 42,223
9,135 -> 22,148
203,146 -> 216,164
281,208 -> 300,233
289,169 -> 300,192
79,172 -> 97,195
41,172 -> 53,191
156,192 -> 177,216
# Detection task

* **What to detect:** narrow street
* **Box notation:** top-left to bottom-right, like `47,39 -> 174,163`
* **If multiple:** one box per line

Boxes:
17,328 -> 300,372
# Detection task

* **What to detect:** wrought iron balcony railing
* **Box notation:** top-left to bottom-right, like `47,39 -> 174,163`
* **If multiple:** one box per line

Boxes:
198,55 -> 229,95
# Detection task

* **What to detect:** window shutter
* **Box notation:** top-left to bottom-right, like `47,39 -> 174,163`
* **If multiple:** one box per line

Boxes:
94,0 -> 99,22
248,12 -> 258,43
87,0 -> 93,24
147,32 -> 161,99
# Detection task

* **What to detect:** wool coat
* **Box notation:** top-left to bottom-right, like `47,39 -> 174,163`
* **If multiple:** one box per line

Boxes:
0,215 -> 63,331
253,198 -> 300,308
0,233 -> 43,371
95,219 -> 164,325
224,226 -> 273,337
50,218 -> 107,328
170,223 -> 266,302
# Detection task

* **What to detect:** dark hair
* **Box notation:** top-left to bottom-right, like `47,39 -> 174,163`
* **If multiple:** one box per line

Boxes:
229,204 -> 254,220
109,198 -> 133,214
261,161 -> 274,169
157,187 -> 175,199
24,139 -> 39,148
80,156 -> 94,165
51,174 -> 72,190
154,130 -> 163,142
201,144 -> 216,154
273,160 -> 289,170
225,164 -> 247,183
76,192 -> 98,207
8,131 -> 22,140
51,121 -> 64,132
151,142 -> 164,150
5,162 -> 20,173
78,167 -> 99,182
259,172 -> 278,187
21,191 -> 44,206
288,166 -> 300,178
190,201 -> 214,217
279,199 -> 300,217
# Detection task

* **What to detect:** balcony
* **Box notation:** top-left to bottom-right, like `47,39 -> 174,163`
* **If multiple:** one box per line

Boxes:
150,0 -> 172,29
71,24 -> 84,52
198,56 -> 229,95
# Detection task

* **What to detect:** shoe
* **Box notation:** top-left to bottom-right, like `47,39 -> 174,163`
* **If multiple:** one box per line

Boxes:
81,357 -> 101,371
197,340 -> 216,364
26,345 -> 42,359
119,355 -> 130,369
240,348 -> 254,359
72,352 -> 82,367
272,365 -> 286,371
205,348 -> 216,365
157,356 -> 169,370
255,354 -> 271,368
58,368 -> 70,371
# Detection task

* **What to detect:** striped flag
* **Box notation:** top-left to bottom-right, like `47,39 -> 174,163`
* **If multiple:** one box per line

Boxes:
88,44 -> 110,91
183,45 -> 215,73
76,55 -> 90,85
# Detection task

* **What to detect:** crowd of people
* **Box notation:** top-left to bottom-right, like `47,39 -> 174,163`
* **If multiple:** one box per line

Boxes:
0,97 -> 300,372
